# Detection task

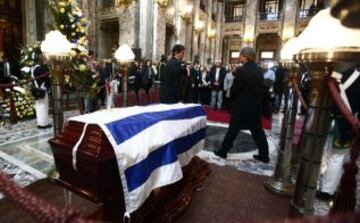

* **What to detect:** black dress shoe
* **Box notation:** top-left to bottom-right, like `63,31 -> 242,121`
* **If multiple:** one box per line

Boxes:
253,155 -> 270,163
213,150 -> 227,159
316,191 -> 334,201
37,124 -> 52,129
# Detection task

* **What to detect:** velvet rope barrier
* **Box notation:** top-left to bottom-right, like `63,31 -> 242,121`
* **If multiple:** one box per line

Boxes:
2,166 -> 360,222
66,72 -> 116,92
291,77 -> 309,111
0,172 -> 94,223
327,77 -> 360,213
0,72 -> 50,89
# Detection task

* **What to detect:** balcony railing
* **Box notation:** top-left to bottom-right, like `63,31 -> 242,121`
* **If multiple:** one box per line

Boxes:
259,12 -> 280,21
225,15 -> 243,23
299,8 -> 321,18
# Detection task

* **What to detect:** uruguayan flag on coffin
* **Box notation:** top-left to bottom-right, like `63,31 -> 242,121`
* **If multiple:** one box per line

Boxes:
69,103 -> 207,214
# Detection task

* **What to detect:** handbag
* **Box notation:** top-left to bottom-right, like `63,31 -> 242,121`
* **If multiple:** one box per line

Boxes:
31,86 -> 46,100
31,65 -> 46,100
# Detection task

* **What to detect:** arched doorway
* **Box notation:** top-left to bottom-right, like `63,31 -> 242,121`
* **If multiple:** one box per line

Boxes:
165,24 -> 176,57
256,33 -> 280,64
0,0 -> 22,62
99,20 -> 119,59
222,35 -> 242,65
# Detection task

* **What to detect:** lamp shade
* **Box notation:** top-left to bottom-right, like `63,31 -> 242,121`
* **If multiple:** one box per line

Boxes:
296,8 -> 360,53
114,44 -> 135,64
280,38 -> 301,61
41,30 -> 73,57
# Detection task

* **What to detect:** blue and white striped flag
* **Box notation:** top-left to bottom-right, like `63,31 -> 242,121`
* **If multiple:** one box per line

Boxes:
69,103 -> 207,214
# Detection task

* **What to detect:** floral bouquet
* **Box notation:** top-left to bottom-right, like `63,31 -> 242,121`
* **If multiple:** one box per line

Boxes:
49,0 -> 89,48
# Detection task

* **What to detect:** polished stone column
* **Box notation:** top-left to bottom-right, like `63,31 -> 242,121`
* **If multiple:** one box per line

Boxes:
139,0 -> 153,58
119,3 -> 136,47
199,31 -> 206,64
153,4 -> 166,60
81,0 -> 97,52
24,0 -> 37,44
175,0 -> 187,45
185,19 -> 193,61
192,0 -> 201,61
291,63 -> 333,215
215,1 -> 223,61
243,0 -> 259,47
281,0 -> 298,42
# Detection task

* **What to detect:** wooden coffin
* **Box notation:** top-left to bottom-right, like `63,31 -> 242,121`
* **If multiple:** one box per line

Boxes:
49,121 -> 210,222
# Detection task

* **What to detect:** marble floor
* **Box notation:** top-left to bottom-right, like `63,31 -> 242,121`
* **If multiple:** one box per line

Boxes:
0,110 -> 79,199
0,109 -> 332,215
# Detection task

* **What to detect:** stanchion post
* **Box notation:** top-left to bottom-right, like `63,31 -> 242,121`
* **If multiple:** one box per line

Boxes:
121,65 -> 128,107
9,87 -> 18,124
49,62 -> 64,136
265,63 -> 299,196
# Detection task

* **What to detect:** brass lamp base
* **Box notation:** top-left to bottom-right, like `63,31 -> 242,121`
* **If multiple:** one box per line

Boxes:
290,48 -> 360,216
265,177 -> 294,196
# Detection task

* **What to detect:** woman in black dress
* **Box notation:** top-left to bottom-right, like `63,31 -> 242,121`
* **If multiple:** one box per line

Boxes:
134,59 -> 154,105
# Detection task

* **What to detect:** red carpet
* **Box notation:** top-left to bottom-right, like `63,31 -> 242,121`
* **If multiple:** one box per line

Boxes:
205,107 -> 272,130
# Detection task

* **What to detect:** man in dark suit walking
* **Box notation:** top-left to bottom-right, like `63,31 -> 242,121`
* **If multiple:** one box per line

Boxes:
214,47 -> 269,163
273,63 -> 286,113
160,44 -> 186,103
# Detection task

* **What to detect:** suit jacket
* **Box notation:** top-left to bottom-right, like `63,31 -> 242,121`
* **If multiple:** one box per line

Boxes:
274,65 -> 285,93
229,62 -> 264,129
33,64 -> 51,90
209,66 -> 226,91
160,57 -> 184,103
191,68 -> 202,88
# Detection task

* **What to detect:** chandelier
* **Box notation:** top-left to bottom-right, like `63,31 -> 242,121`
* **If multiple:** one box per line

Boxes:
180,4 -> 193,21
194,19 -> 205,32
207,28 -> 216,38
156,0 -> 168,8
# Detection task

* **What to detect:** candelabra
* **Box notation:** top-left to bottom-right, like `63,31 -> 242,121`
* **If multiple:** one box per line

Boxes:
114,44 -> 135,107
41,30 -> 71,136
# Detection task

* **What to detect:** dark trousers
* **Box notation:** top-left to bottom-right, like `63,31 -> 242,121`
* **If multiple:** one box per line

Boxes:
98,88 -> 106,106
135,87 -> 150,105
221,118 -> 269,158
192,87 -> 201,103
200,87 -> 211,106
